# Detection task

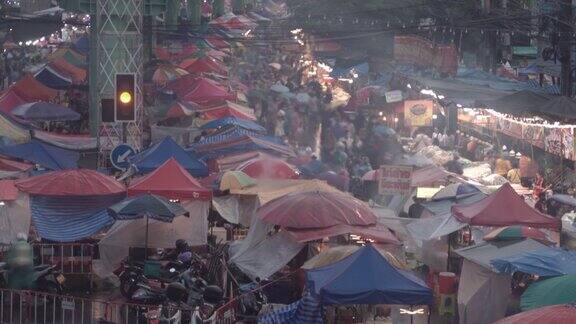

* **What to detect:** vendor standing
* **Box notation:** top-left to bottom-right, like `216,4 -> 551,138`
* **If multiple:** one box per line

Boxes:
495,155 -> 512,177
519,153 -> 539,188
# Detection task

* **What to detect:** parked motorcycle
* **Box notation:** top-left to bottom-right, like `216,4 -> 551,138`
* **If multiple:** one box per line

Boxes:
0,262 -> 65,293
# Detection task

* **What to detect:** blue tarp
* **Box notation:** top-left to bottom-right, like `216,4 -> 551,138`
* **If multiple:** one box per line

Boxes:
30,194 -> 124,242
195,126 -> 260,146
34,66 -> 72,90
259,293 -> 323,324
491,247 -> 576,277
129,136 -> 208,177
72,36 -> 89,56
306,245 -> 433,305
200,117 -> 266,133
0,140 -> 78,170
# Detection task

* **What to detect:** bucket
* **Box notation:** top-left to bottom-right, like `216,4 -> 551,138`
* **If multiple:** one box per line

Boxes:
438,272 -> 456,294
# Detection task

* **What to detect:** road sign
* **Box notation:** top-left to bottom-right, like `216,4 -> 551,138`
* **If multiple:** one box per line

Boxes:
110,144 -> 136,170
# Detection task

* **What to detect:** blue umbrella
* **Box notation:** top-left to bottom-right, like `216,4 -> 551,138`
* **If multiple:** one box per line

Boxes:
108,194 -> 188,259
200,116 -> 266,133
373,125 -> 396,137
12,102 -> 81,121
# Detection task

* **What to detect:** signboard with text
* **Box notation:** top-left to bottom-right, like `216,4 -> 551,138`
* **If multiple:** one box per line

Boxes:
378,165 -> 413,195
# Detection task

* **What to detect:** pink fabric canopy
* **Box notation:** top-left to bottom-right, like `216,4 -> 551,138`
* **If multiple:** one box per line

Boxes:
0,89 -> 29,113
15,169 -> 125,196
128,158 -> 211,200
236,156 -> 299,179
452,183 -> 560,229
180,78 -> 235,104
257,190 -> 377,229
494,304 -> 576,324
180,56 -> 227,75
286,223 -> 400,244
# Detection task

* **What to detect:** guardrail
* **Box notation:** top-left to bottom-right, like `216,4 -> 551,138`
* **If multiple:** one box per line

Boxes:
0,288 -> 187,324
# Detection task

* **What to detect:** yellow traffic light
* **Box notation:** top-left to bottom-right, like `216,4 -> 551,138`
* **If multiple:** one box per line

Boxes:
119,91 -> 132,104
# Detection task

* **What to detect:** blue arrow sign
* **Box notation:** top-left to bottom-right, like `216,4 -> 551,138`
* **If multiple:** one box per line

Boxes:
110,144 -> 136,170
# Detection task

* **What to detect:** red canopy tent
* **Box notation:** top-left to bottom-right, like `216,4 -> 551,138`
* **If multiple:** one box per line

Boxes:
0,156 -> 33,172
0,89 -> 29,113
128,158 -> 211,200
0,180 -> 19,201
236,156 -> 299,179
257,190 -> 376,229
15,169 -> 125,196
180,78 -> 235,104
165,101 -> 198,119
203,35 -> 230,49
179,56 -> 227,75
197,101 -> 256,120
452,183 -> 560,229
12,74 -> 58,102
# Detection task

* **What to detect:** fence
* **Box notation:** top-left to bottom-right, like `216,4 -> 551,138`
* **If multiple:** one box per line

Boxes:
33,243 -> 95,276
0,288 -> 188,324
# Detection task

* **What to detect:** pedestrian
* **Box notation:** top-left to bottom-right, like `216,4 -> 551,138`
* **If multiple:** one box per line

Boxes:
6,233 -> 34,290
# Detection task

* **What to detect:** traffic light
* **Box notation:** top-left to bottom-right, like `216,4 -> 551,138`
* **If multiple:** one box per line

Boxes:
115,74 -> 135,122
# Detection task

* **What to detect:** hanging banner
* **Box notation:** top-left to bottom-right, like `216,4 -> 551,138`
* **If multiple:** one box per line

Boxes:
544,128 -> 574,160
378,165 -> 413,196
404,100 -> 434,127
521,125 -> 545,149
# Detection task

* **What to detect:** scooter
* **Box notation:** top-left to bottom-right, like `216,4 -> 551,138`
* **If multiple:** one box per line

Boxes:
0,262 -> 65,293
114,259 -> 187,299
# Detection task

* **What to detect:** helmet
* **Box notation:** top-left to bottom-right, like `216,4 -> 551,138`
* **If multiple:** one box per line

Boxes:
166,282 -> 188,302
203,285 -> 223,304
175,239 -> 187,251
178,251 -> 193,264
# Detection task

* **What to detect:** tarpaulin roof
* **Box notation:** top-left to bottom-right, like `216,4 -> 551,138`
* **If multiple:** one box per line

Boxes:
198,101 -> 256,120
0,156 -> 33,172
129,136 -> 208,177
287,223 -> 400,244
0,89 -> 29,113
195,125 -> 260,145
491,247 -> 576,277
192,134 -> 295,159
236,156 -> 299,179
30,194 -> 123,242
452,183 -> 560,229
479,90 -> 554,115
0,140 -> 78,170
128,158 -> 211,200
16,169 -> 125,196
33,131 -> 97,151
257,190 -> 376,229
179,56 -> 227,75
0,180 -> 18,201
12,74 -> 58,102
0,110 -> 32,144
306,244 -> 433,305
180,78 -> 235,104
454,239 -> 548,269
200,116 -> 265,132
231,178 -> 339,205
422,192 -> 487,216
34,65 -> 72,89
495,304 -> 576,324
50,58 -> 87,84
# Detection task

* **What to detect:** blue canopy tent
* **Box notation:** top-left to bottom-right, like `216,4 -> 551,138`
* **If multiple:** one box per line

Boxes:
129,136 -> 208,177
491,247 -> 576,277
72,36 -> 89,56
34,66 -> 72,90
200,117 -> 266,133
0,139 -> 78,170
306,244 -> 433,305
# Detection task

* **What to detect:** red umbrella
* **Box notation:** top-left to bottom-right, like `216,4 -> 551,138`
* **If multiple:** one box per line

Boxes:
15,169 -> 125,196
236,157 -> 299,179
494,303 -> 576,324
257,190 -> 377,229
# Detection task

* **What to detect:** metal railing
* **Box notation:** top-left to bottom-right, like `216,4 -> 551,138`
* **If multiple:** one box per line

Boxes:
33,243 -> 95,275
0,288 -> 187,324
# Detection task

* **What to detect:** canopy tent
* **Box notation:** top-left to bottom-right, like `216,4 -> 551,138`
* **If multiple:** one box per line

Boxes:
219,170 -> 256,191
421,191 -> 487,216
0,140 -> 78,170
302,245 -> 405,270
152,65 -> 188,87
34,65 -> 72,89
415,76 -> 514,106
194,125 -> 260,145
479,90 -> 554,116
179,78 -> 235,104
49,58 -> 87,84
203,35 -> 231,49
0,157 -> 33,172
30,194 -> 124,242
166,74 -> 205,96
484,226 -> 552,244
0,89 -> 30,113
495,304 -> 576,324
16,169 -> 125,196
164,101 -> 199,119
491,247 -> 576,277
452,183 -> 560,229
32,131 -> 97,151
521,275 -> 576,311
47,48 -> 87,67
129,136 -> 208,177
432,183 -> 482,201
214,151 -> 270,172
230,178 -> 339,205
11,74 -> 58,102
192,134 -> 295,160
179,56 -> 227,75
306,244 -> 433,305
12,102 -> 81,121
534,96 -> 576,119
154,43 -> 199,61
235,156 -> 299,179
128,158 -> 211,200
200,116 -> 265,133
454,239 -> 549,269
197,101 -> 256,120
257,190 -> 376,229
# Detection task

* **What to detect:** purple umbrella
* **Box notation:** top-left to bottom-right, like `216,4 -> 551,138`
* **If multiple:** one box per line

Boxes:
11,102 -> 81,121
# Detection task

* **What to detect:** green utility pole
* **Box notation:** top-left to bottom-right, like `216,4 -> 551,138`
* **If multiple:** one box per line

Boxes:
165,0 -> 179,30
188,0 -> 201,27
560,0 -> 573,96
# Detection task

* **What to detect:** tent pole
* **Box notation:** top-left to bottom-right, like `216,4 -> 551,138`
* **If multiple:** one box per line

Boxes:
145,215 -> 149,260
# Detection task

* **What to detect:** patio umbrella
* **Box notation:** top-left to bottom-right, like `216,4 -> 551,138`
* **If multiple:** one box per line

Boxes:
108,194 -> 188,258
257,190 -> 377,229
302,245 -> 406,270
11,102 -> 81,121
236,156 -> 299,179
495,303 -> 576,324
219,170 -> 256,191
484,226 -> 551,243
521,275 -> 576,311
